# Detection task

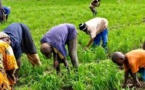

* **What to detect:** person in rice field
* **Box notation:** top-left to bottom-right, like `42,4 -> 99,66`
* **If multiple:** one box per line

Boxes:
79,17 -> 108,53
0,0 -> 11,22
0,32 -> 18,90
89,0 -> 101,16
1,23 -> 41,82
111,49 -> 145,88
40,23 -> 78,74
3,6 -> 11,20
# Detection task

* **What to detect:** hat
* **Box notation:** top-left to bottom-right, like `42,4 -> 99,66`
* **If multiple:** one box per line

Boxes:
0,32 -> 10,39
79,23 -> 87,31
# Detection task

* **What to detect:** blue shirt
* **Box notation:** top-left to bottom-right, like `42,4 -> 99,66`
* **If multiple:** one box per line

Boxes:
3,23 -> 37,60
41,24 -> 77,57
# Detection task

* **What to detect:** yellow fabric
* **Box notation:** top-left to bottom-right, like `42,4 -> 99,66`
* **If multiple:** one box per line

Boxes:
0,41 -> 18,88
0,71 -> 12,90
124,49 -> 145,73
53,47 -> 64,59
0,41 -> 18,70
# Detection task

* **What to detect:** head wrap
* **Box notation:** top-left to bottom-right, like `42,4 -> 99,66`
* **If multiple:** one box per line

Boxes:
0,32 -> 10,39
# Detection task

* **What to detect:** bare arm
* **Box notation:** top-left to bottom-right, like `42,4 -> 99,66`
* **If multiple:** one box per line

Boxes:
58,56 -> 70,73
53,52 -> 58,68
86,38 -> 94,48
63,57 -> 70,73
53,52 -> 61,74
131,73 -> 140,87
122,70 -> 129,88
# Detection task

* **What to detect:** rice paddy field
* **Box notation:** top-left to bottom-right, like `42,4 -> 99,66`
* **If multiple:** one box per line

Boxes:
1,0 -> 145,90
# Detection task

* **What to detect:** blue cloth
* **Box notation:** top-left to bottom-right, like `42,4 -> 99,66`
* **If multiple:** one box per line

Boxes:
41,24 -> 77,57
3,23 -> 37,60
138,68 -> 145,81
3,6 -> 10,15
93,28 -> 108,47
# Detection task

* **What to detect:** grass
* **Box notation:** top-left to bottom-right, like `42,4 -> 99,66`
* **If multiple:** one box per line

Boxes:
1,0 -> 145,90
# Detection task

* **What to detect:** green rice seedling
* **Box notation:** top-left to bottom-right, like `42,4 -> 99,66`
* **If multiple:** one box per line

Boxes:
1,0 -> 145,90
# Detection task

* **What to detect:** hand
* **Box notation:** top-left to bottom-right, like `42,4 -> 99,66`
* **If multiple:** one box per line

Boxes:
26,54 -> 41,66
84,47 -> 88,50
54,60 -> 59,68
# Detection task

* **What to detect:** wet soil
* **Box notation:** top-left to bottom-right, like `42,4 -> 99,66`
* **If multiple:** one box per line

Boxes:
124,77 -> 145,90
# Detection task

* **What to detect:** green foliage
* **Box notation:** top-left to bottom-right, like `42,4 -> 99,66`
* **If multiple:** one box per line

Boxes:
1,0 -> 145,90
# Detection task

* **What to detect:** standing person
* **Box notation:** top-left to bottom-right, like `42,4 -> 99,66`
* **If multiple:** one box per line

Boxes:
2,23 -> 41,81
89,0 -> 101,16
40,23 -> 78,73
0,32 -> 18,90
111,49 -> 145,88
79,17 -> 108,53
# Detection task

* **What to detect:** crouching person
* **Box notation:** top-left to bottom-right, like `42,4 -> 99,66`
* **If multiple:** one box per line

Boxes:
111,49 -> 145,88
79,17 -> 108,53
0,32 -> 18,90
40,23 -> 78,74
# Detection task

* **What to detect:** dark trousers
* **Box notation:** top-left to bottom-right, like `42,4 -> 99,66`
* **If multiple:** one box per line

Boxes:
68,36 -> 78,68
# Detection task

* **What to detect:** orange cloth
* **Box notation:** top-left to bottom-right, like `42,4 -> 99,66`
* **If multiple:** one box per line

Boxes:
0,41 -> 18,71
0,41 -> 18,89
0,71 -> 11,90
124,49 -> 145,73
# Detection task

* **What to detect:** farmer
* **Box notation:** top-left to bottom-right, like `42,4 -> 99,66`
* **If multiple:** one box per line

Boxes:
0,32 -> 18,90
111,49 -> 145,88
89,0 -> 101,16
40,23 -> 78,73
0,0 -> 11,22
1,23 -> 41,81
79,17 -> 108,53
3,6 -> 11,20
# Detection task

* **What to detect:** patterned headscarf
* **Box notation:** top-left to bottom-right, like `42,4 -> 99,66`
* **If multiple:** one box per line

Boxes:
0,32 -> 10,39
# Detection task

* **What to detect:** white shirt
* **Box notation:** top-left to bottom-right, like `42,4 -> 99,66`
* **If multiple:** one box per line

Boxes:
85,17 -> 108,38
